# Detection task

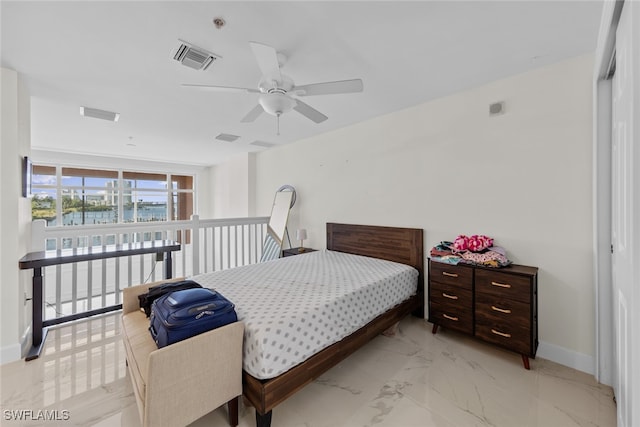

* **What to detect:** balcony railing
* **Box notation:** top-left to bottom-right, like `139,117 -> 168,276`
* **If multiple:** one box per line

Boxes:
29,215 -> 269,323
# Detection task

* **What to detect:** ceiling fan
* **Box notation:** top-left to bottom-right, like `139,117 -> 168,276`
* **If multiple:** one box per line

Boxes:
183,42 -> 363,133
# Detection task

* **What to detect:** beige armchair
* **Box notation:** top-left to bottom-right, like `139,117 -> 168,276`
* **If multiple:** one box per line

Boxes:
122,281 -> 244,427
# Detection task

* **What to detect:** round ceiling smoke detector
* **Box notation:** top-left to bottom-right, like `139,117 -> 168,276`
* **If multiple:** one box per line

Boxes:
213,17 -> 225,29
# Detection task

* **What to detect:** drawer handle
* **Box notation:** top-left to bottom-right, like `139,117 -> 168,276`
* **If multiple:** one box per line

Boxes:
442,272 -> 459,278
491,305 -> 512,314
491,281 -> 511,288
491,329 -> 511,338
442,292 -> 458,300
443,314 -> 459,321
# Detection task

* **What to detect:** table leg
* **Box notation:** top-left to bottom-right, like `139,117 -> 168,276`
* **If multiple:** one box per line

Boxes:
26,267 -> 47,361
164,251 -> 173,279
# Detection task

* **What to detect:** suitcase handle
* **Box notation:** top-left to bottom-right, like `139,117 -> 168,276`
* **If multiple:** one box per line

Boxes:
195,310 -> 214,319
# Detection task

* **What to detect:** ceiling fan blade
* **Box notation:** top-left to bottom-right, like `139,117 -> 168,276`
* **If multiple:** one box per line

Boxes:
292,79 -> 363,96
241,104 -> 265,123
249,41 -> 282,81
181,83 -> 259,94
293,100 -> 328,123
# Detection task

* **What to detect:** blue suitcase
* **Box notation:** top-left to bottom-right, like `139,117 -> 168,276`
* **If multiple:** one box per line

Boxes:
149,287 -> 237,348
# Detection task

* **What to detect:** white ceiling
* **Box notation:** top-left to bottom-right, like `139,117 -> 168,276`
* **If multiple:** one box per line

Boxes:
1,1 -> 603,167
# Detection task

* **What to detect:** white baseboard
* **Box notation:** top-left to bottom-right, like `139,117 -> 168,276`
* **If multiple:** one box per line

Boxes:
0,343 -> 22,365
0,326 -> 30,366
537,340 -> 595,375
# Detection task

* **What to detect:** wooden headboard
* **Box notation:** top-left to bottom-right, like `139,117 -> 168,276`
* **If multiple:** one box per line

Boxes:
326,223 -> 424,293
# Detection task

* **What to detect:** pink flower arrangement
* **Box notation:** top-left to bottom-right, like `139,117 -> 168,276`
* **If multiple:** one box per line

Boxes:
452,234 -> 494,252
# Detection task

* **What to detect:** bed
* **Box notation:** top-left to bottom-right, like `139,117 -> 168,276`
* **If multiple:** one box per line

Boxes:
193,222 -> 424,427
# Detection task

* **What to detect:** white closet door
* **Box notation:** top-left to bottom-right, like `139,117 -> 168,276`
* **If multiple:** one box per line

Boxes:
611,2 -> 638,426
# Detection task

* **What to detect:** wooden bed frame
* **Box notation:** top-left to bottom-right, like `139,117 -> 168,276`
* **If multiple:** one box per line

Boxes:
242,222 -> 424,427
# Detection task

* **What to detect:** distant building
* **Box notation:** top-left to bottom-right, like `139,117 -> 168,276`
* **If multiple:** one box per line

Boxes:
105,180 -> 132,205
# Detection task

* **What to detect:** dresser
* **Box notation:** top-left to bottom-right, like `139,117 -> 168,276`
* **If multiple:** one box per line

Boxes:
428,259 -> 538,369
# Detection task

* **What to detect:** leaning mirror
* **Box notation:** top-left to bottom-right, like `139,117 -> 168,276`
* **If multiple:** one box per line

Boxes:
260,187 -> 295,262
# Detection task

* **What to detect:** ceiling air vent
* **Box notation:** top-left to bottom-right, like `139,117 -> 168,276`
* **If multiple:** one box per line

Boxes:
80,106 -> 120,122
215,133 -> 240,142
174,40 -> 220,71
250,140 -> 276,148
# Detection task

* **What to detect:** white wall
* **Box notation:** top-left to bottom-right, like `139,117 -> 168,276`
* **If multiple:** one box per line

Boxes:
254,54 -> 596,373
1,68 -> 32,363
208,152 -> 256,218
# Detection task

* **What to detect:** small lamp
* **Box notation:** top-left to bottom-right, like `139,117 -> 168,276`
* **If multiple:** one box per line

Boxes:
296,229 -> 308,252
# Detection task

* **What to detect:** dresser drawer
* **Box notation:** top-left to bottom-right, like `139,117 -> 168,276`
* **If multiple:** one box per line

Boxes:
475,269 -> 531,304
430,281 -> 473,309
475,292 -> 530,330
429,262 -> 473,290
429,304 -> 473,335
475,319 -> 533,356
429,280 -> 473,334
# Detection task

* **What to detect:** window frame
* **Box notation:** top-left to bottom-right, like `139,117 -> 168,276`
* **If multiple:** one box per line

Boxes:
31,164 -> 195,226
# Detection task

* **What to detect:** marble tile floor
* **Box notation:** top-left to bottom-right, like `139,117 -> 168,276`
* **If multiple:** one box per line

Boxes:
0,313 -> 616,427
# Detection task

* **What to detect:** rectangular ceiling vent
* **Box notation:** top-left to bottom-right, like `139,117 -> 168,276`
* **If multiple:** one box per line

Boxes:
80,106 -> 120,122
215,133 -> 240,142
250,140 -> 276,148
174,40 -> 220,71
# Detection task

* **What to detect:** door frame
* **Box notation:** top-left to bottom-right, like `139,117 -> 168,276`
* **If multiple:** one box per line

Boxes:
592,0 -> 624,387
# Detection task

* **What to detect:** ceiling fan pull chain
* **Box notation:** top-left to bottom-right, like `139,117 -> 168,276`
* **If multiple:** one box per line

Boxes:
276,113 -> 281,136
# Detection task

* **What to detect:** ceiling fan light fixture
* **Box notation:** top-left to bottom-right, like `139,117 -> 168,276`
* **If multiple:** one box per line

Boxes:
183,41 -> 363,126
259,93 -> 295,116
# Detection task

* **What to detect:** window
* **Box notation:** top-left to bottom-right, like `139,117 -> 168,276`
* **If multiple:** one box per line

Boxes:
31,165 -> 194,226
122,171 -> 169,223
61,167 -> 118,226
31,165 -> 57,225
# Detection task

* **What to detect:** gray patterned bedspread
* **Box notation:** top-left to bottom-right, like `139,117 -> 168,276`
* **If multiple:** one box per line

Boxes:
192,249 -> 418,379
